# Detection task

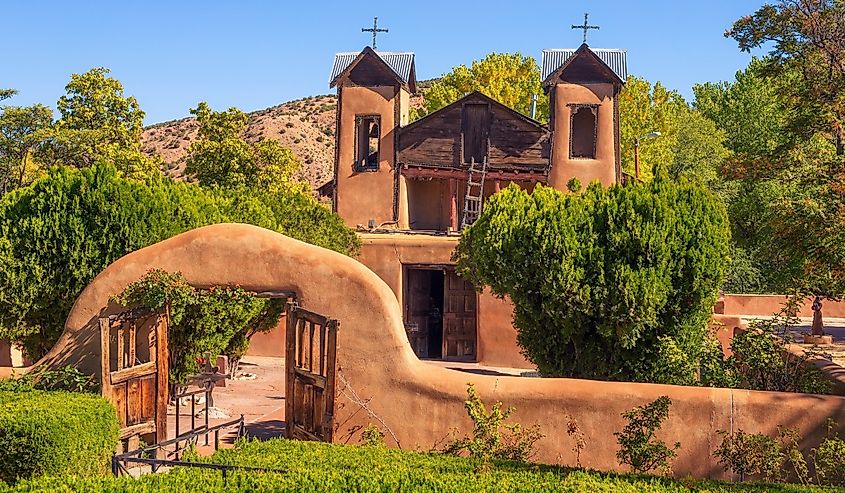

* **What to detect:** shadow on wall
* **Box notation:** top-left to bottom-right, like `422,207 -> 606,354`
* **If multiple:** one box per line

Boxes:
16,223 -> 845,480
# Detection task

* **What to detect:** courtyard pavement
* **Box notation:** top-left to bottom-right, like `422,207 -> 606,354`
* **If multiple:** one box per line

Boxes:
167,356 -> 288,452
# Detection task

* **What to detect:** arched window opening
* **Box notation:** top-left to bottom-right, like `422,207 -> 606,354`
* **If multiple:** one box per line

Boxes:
569,105 -> 597,159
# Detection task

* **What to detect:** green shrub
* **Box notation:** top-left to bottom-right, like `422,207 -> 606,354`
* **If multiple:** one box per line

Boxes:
113,269 -> 284,384
813,420 -> 845,487
615,396 -> 680,475
455,176 -> 730,383
5,438 -> 830,492
0,366 -> 98,393
0,390 -> 119,483
714,429 -> 785,482
360,423 -> 385,447
0,163 -> 358,360
442,383 -> 544,464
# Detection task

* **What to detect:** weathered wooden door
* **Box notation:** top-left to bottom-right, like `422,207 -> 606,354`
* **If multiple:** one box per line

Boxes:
99,308 -> 168,452
285,301 -> 338,442
404,268 -> 432,358
443,269 -> 477,361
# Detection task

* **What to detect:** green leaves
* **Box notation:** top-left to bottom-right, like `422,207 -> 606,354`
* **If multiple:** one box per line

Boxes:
615,396 -> 680,476
455,179 -> 729,382
115,270 -> 283,383
0,162 -> 358,360
185,102 -> 306,192
422,53 -> 548,123
619,75 -> 729,184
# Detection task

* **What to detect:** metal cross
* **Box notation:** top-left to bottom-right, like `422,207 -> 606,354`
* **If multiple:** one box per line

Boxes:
362,17 -> 388,50
571,13 -> 599,44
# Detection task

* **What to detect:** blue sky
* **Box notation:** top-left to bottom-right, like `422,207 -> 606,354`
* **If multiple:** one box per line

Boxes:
1,1 -> 766,125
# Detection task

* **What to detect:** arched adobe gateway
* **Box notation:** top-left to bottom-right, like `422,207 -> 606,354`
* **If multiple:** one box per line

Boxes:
28,223 -> 845,479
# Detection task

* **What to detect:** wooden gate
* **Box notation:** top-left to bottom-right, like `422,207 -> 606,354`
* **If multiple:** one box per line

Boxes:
99,307 -> 169,451
285,301 -> 338,442
443,269 -> 478,361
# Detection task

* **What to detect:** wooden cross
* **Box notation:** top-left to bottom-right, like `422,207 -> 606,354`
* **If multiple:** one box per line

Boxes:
571,13 -> 599,44
362,17 -> 388,50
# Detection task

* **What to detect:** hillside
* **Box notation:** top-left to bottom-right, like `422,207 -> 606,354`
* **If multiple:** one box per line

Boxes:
142,92 -> 426,189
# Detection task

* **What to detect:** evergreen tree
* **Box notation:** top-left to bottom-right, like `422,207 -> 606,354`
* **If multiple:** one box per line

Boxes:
454,176 -> 729,383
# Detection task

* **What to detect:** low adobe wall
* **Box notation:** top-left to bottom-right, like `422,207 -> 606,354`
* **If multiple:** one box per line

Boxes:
28,224 -> 845,480
720,294 -> 845,318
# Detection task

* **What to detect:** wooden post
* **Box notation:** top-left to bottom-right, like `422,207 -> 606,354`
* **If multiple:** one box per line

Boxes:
634,137 -> 641,180
494,180 -> 501,193
285,302 -> 297,439
449,178 -> 458,231
155,310 -> 170,451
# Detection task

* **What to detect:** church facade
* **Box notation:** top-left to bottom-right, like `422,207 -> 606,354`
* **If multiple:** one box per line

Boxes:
326,43 -> 627,368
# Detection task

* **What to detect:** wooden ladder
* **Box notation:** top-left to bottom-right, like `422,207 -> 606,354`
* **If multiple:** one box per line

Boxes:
461,157 -> 488,229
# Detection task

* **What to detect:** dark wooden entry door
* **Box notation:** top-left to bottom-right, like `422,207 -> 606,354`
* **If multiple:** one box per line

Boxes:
404,269 -> 432,358
443,269 -> 477,361
285,301 -> 338,442
99,308 -> 169,452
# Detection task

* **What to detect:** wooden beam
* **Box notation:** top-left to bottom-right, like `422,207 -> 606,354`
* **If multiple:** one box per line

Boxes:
449,179 -> 458,231
402,165 -> 547,182
110,361 -> 156,385
119,421 -> 156,440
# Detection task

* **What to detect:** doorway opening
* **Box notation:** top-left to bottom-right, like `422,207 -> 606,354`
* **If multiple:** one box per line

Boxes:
403,266 -> 477,362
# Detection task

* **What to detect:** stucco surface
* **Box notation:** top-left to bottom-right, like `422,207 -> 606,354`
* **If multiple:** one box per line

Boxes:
336,85 -> 399,228
721,294 -> 845,318
549,82 -> 617,188
22,224 -> 845,479
357,233 -> 531,369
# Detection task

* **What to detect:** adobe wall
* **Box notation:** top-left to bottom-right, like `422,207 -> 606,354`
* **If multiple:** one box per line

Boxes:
335,85 -> 399,228
549,82 -> 617,189
26,224 -> 845,480
720,294 -> 845,318
245,318 -> 286,358
356,233 -> 532,369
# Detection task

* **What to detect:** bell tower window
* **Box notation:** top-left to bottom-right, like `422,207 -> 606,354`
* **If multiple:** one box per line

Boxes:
355,115 -> 380,171
569,104 -> 598,159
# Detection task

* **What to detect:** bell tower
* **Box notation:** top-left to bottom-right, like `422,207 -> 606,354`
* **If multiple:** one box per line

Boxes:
329,47 -> 416,228
542,44 -> 626,188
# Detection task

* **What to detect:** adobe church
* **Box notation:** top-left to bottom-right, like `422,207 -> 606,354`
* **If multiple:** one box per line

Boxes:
326,26 -> 627,368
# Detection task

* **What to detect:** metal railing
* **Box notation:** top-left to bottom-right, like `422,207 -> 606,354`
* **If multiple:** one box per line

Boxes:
174,385 -> 213,445
112,414 -> 246,476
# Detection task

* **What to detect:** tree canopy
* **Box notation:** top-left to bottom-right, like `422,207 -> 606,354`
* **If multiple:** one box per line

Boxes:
717,0 -> 845,296
185,102 -> 306,192
0,163 -> 358,359
619,76 -> 730,184
454,178 -> 730,383
421,53 -> 548,122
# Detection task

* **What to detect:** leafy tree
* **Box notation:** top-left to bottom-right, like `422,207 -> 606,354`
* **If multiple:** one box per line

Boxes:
0,163 -> 358,359
723,1 -> 845,295
421,53 -> 548,122
454,177 -> 730,383
619,76 -> 729,183
0,89 -> 16,102
185,102 -> 305,191
728,0 -> 845,157
114,270 -> 284,384
0,104 -> 53,194
40,67 -> 158,177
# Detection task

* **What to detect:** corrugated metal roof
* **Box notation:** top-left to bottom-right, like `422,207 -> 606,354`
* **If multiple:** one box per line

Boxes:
541,48 -> 627,82
330,50 -> 415,87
